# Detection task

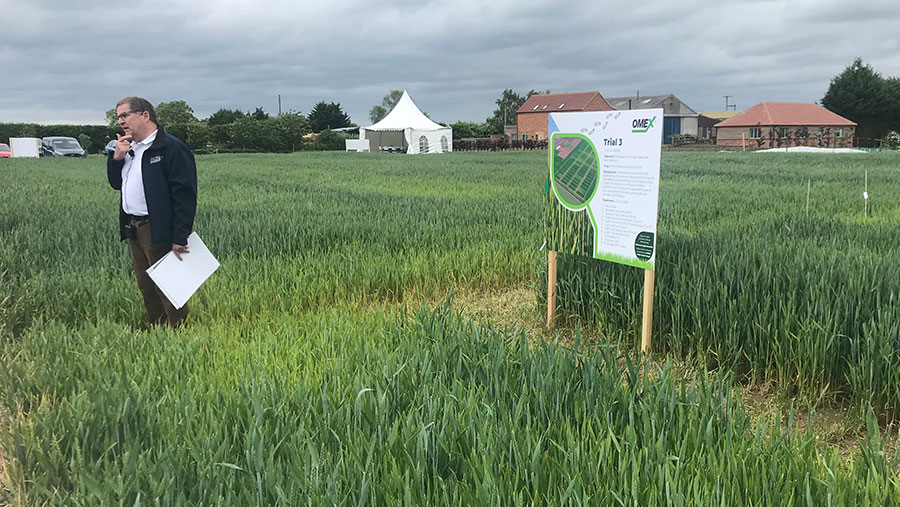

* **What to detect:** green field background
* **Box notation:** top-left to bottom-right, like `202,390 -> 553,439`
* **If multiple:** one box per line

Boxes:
1,151 -> 899,504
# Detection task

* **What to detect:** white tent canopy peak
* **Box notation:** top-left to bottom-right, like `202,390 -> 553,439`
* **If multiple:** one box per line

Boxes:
366,91 -> 445,131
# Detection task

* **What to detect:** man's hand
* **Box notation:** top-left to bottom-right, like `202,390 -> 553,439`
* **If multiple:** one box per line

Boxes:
113,134 -> 132,160
172,243 -> 190,261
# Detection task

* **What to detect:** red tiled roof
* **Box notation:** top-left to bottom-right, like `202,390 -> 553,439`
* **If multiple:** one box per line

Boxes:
516,91 -> 612,114
715,102 -> 856,127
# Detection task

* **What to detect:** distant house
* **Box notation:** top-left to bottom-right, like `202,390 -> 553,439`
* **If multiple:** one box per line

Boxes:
714,102 -> 856,149
698,111 -> 743,139
516,91 -> 614,141
606,94 -> 699,144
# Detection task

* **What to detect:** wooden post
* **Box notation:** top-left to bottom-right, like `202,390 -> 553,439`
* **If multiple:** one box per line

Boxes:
641,269 -> 655,352
741,133 -> 746,151
547,250 -> 558,328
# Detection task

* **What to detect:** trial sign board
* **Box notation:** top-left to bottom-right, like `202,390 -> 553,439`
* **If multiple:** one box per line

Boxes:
548,109 -> 663,270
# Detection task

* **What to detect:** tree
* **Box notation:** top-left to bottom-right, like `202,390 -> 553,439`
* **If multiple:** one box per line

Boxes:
270,111 -> 310,152
368,105 -> 387,124
251,107 -> 270,121
105,109 -> 118,128
485,89 -> 549,134
164,123 -> 211,152
308,101 -> 352,132
206,108 -> 247,126
822,58 -> 887,146
381,90 -> 403,111
312,129 -> 345,151
885,77 -> 900,133
368,90 -> 404,124
231,116 -> 276,152
794,126 -> 810,146
886,130 -> 900,148
450,121 -> 492,140
77,133 -> 93,154
155,100 -> 198,126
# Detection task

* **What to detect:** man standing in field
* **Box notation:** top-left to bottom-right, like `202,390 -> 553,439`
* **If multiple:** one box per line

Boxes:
107,96 -> 197,327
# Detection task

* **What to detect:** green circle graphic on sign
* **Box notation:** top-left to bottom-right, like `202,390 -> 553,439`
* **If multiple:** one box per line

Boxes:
550,133 -> 599,210
634,232 -> 655,261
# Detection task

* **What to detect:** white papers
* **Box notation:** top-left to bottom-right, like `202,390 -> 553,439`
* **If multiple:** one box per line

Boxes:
146,232 -> 219,309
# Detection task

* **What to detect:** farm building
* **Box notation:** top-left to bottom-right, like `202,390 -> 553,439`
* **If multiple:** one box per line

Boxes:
515,91 -> 614,142
606,94 -> 699,144
698,111 -> 743,139
714,102 -> 856,149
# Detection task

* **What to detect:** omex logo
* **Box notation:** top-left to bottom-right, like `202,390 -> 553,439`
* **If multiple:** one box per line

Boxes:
632,116 -> 656,133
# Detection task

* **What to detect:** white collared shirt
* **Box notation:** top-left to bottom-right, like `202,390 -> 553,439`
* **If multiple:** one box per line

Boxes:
121,129 -> 158,216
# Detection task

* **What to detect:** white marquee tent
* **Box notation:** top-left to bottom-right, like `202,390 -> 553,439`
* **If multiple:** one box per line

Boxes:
360,91 -> 452,154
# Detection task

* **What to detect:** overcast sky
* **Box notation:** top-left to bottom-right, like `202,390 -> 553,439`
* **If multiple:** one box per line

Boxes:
1,0 -> 898,126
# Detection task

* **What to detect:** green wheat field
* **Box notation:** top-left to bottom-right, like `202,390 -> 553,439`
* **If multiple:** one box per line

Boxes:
2,151 -> 900,505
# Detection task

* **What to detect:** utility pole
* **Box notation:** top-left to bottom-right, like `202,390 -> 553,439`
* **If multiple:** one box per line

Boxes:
278,94 -> 282,116
724,95 -> 735,111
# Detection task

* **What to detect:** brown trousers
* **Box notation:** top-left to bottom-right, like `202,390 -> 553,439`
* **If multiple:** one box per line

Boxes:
129,219 -> 188,327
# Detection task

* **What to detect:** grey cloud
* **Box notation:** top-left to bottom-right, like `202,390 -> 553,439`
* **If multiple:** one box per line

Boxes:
1,0 -> 898,125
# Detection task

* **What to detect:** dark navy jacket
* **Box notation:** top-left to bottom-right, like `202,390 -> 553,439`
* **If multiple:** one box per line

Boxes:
107,126 -> 197,247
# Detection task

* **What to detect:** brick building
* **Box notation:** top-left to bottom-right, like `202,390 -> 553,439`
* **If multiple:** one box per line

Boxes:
715,102 -> 856,149
515,91 -> 614,141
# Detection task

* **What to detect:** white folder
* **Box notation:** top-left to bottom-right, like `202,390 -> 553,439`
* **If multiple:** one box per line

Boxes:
146,232 -> 219,310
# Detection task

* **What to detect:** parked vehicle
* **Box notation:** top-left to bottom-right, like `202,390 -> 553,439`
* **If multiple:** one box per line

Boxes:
40,136 -> 86,157
0,143 -> 11,158
104,140 -> 117,156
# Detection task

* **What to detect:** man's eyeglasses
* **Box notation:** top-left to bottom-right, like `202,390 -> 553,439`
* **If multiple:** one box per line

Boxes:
117,110 -> 144,121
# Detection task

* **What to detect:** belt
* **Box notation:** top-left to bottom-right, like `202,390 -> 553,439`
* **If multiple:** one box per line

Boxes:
126,214 -> 149,223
